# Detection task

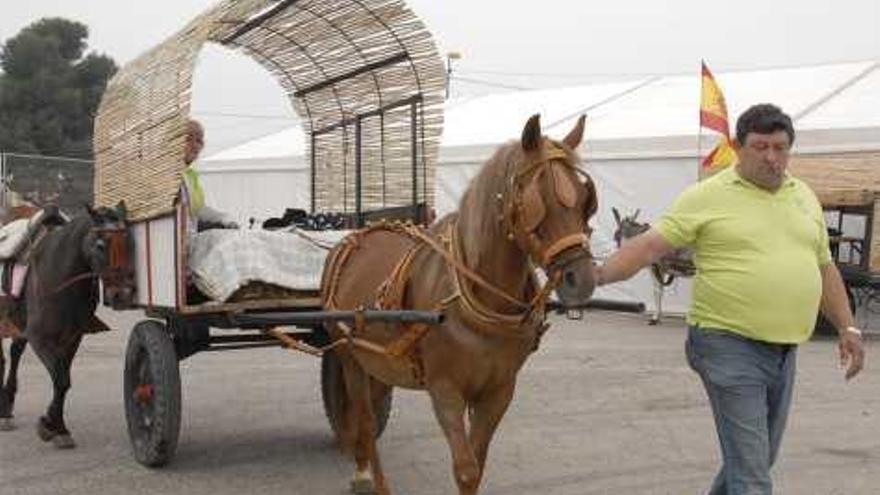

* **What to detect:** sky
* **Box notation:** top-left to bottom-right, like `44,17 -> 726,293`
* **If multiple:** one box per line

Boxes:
1,0 -> 878,154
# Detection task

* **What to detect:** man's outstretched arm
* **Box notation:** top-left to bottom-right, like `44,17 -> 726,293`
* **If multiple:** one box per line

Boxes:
596,228 -> 677,286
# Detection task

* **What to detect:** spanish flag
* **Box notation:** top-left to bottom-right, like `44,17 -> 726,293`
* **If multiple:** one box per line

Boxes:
701,136 -> 737,170
699,61 -> 736,171
700,61 -> 729,137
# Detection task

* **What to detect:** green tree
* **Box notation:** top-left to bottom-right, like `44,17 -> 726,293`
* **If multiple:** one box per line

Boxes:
0,18 -> 117,158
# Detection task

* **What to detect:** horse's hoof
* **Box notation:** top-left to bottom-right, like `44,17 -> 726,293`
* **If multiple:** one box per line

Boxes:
648,319 -> 659,326
36,416 -> 58,442
350,476 -> 377,495
52,434 -> 76,449
0,417 -> 15,431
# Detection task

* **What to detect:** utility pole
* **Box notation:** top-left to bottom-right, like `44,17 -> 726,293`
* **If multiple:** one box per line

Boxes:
445,51 -> 462,100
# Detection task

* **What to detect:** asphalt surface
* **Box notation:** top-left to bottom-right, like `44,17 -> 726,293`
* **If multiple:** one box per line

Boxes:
1,308 -> 877,494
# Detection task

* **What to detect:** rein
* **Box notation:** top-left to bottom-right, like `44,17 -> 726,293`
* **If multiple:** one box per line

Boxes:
44,271 -> 99,297
444,220 -> 559,331
374,143 -> 593,332
402,223 -> 532,310
39,224 -> 131,299
325,142 -> 595,340
381,221 -> 561,333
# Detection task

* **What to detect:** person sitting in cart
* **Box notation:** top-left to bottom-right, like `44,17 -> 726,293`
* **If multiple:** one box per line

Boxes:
178,119 -> 349,304
180,119 -> 238,233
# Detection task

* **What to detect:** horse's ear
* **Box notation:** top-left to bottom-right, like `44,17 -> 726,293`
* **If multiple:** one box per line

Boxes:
633,208 -> 641,220
562,114 -> 586,149
521,114 -> 542,152
84,203 -> 98,220
612,207 -> 621,225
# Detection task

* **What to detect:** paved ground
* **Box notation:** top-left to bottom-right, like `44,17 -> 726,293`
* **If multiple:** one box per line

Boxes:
1,308 -> 877,494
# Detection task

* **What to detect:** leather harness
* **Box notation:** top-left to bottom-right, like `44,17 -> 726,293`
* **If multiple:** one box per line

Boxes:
318,142 -> 595,382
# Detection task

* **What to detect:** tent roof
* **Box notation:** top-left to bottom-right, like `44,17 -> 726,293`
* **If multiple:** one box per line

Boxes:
798,63 -> 880,130
551,61 -> 879,141
205,60 -> 880,164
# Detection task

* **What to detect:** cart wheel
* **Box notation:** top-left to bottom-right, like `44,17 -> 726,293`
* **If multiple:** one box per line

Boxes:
124,320 -> 181,467
814,284 -> 856,336
321,349 -> 392,439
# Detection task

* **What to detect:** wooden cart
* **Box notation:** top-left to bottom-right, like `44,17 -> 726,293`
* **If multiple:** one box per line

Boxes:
92,0 -> 446,467
790,152 -> 880,332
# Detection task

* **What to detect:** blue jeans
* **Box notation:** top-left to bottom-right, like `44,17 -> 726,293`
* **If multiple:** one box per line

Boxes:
685,326 -> 797,495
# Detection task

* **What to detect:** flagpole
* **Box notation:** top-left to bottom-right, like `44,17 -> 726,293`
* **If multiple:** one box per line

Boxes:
697,61 -> 703,180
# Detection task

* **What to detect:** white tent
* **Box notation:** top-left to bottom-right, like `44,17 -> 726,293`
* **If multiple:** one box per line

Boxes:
201,60 -> 880,313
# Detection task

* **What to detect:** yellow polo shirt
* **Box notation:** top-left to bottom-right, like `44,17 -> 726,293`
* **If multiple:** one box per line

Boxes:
656,166 -> 832,344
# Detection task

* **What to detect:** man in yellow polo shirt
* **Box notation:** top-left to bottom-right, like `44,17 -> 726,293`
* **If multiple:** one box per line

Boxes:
596,104 -> 864,494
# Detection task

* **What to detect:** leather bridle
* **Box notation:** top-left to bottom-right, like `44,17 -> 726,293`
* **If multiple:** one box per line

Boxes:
500,143 -> 594,275
92,224 -> 132,285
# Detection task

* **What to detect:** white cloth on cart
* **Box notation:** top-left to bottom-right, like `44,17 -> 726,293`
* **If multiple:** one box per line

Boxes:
188,228 -> 351,302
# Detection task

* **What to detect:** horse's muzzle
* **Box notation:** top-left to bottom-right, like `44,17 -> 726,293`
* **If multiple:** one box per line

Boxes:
103,283 -> 135,309
551,247 -> 595,305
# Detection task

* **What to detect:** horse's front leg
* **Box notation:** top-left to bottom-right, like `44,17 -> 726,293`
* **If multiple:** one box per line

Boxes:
30,332 -> 81,449
0,338 -> 27,431
429,384 -> 480,495
339,351 -> 389,495
468,381 -> 516,487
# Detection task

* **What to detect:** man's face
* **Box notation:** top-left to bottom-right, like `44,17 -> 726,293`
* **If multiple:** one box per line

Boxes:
184,123 -> 204,165
734,130 -> 791,191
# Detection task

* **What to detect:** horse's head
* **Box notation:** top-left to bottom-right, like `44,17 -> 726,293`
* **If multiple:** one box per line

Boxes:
611,207 -> 650,248
86,201 -> 135,309
503,114 -> 598,306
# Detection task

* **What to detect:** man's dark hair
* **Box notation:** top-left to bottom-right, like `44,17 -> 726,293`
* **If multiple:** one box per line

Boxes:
735,104 -> 795,146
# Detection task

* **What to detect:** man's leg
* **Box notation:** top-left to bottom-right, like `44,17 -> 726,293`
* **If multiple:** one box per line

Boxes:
767,348 -> 797,467
687,327 -> 775,495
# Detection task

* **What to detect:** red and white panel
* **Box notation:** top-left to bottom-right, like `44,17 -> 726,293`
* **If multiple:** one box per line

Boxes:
132,214 -> 178,308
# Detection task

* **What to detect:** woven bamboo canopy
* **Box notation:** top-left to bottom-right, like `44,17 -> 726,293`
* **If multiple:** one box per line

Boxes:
94,0 -> 445,221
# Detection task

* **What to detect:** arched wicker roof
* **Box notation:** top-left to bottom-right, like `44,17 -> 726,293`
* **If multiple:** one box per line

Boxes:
94,0 -> 445,221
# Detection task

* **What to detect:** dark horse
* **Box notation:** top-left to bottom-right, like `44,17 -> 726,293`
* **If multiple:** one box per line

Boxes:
611,207 -> 695,325
320,115 -> 598,494
0,202 -> 129,448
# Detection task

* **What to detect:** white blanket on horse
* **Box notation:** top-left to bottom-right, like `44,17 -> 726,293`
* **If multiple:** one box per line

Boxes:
0,219 -> 30,259
188,228 -> 350,302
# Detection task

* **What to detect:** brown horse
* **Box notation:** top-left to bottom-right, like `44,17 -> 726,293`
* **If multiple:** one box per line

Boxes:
611,207 -> 695,325
320,115 -> 598,494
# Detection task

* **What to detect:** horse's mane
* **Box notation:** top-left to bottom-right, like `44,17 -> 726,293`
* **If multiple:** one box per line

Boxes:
459,143 -> 517,227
